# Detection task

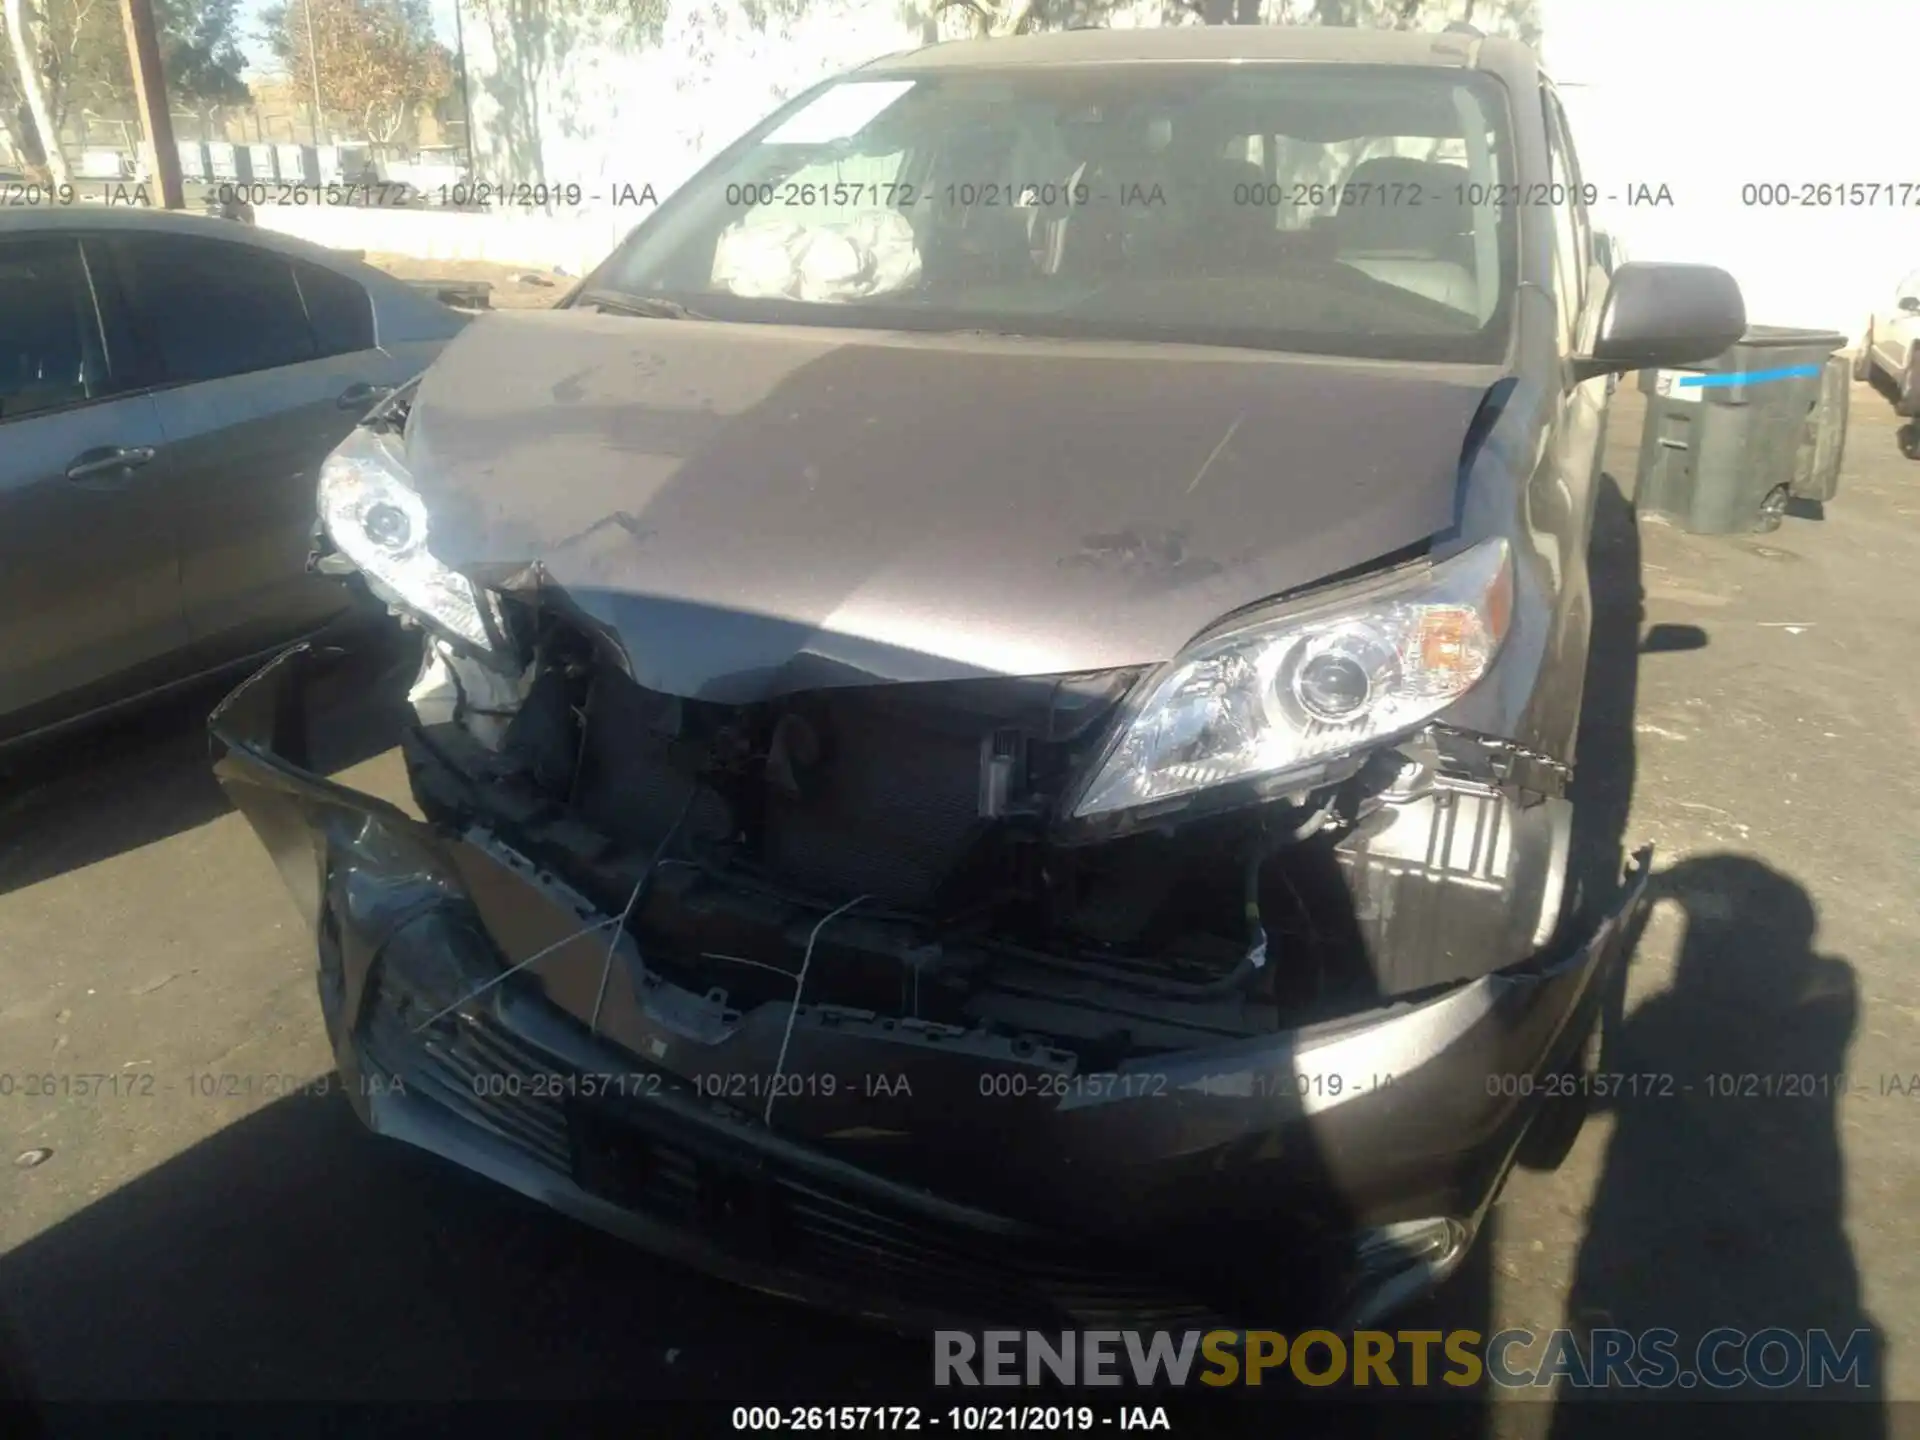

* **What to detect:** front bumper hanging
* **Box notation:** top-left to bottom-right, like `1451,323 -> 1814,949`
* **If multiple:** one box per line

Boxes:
211,642 -> 1650,1333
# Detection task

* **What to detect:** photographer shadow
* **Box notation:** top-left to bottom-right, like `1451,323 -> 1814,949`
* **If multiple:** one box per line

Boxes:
1549,854 -> 1886,1434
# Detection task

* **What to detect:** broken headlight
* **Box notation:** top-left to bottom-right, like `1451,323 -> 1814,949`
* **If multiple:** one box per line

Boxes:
1070,538 -> 1513,819
317,423 -> 495,652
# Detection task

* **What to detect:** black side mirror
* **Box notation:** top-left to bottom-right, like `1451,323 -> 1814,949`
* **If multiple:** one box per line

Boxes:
1573,262 -> 1747,382
1898,295 -> 1920,314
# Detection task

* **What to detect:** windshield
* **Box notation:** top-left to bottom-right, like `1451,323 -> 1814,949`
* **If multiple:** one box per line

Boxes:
582,63 -> 1517,362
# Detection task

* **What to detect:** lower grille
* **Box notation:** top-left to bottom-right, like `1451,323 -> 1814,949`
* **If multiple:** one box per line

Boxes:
361,962 -> 1216,1326
361,967 -> 572,1175
567,1099 -> 1217,1327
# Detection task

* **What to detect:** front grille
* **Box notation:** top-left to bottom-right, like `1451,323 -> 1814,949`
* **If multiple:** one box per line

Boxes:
780,1179 -> 1221,1327
362,962 -> 1217,1327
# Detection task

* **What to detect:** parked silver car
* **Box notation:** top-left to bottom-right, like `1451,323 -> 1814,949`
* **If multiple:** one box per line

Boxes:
0,206 -> 469,750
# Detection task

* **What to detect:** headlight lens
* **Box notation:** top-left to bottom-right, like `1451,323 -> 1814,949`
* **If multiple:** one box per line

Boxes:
318,424 -> 495,651
1070,538 -> 1513,819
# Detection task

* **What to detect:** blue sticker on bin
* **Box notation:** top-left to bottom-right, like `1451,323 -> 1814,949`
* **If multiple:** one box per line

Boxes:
1676,364 -> 1823,389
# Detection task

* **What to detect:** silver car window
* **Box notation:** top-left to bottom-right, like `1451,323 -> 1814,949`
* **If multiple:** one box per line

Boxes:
0,237 -> 109,422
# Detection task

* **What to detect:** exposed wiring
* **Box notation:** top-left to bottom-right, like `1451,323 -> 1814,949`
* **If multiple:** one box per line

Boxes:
1272,864 -> 1325,1003
981,798 -> 1339,1002
411,790 -> 696,1037
1170,797 -> 1338,998
590,788 -> 698,1034
410,915 -> 624,1034
699,951 -> 804,981
764,892 -> 871,1128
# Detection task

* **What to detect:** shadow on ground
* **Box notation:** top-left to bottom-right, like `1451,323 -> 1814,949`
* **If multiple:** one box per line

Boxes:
1542,850 -> 1886,1436
0,631 -> 420,898
1544,469 -> 1885,1434
0,1086 -> 925,1407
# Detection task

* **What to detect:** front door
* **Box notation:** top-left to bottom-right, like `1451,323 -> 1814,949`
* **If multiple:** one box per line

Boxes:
0,233 -> 186,739
100,231 -> 403,666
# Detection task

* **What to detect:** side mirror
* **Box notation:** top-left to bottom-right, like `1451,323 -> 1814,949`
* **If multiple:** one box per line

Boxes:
1899,295 -> 1920,314
1572,262 -> 1747,382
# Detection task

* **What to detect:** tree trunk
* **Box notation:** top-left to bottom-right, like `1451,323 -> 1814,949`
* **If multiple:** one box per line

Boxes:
3,0 -> 69,184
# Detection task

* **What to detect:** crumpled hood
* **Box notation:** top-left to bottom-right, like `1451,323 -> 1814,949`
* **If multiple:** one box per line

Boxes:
405,308 -> 1502,703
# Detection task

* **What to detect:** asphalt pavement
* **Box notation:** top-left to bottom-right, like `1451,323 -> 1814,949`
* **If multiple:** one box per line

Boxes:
1,380 -> 1916,1437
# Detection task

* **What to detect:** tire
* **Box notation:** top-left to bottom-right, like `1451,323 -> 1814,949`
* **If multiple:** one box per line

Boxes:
1852,329 -> 1874,383
1899,423 -> 1920,461
1899,350 -> 1920,418
1753,483 -> 1790,533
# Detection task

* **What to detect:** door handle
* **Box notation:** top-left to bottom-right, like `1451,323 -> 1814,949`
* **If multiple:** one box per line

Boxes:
64,445 -> 157,482
337,381 -> 396,410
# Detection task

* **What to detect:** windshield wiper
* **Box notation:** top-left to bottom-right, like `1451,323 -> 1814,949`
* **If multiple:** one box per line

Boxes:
575,289 -> 711,320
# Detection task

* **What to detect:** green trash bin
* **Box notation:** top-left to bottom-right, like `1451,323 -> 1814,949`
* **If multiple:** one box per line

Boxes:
1634,325 -> 1846,534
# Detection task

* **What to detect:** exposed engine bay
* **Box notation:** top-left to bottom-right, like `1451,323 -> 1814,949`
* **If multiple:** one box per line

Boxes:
397,595 -> 1574,1062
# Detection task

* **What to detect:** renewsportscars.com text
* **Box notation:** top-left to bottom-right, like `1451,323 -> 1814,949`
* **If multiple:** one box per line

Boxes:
934,1327 -> 1876,1391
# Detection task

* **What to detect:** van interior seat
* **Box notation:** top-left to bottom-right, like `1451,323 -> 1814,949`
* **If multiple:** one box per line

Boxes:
1333,156 -> 1478,313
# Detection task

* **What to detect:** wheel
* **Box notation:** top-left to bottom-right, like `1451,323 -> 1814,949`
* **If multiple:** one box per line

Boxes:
1517,1007 -> 1603,1172
1753,483 -> 1789,533
1899,350 -> 1920,418
1852,328 -> 1874,383
1899,423 -> 1920,461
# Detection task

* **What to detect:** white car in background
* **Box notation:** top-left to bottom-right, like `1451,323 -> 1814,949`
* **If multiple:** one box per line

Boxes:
1855,268 -> 1920,414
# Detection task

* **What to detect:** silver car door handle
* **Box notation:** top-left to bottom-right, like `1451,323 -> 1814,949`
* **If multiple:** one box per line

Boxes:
64,445 -> 157,481
337,381 -> 396,410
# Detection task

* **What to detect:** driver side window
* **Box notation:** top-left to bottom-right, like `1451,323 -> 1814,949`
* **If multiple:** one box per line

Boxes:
1540,91 -> 1585,350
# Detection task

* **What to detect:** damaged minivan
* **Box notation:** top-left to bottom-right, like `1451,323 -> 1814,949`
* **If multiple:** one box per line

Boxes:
213,26 -> 1747,1330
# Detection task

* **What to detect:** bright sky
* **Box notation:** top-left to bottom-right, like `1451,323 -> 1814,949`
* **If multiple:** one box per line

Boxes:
236,0 -> 466,78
